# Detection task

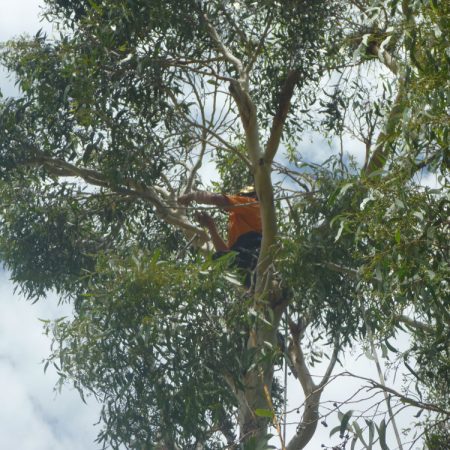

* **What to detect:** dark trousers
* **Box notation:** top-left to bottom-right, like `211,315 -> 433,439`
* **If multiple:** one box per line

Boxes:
213,232 -> 262,286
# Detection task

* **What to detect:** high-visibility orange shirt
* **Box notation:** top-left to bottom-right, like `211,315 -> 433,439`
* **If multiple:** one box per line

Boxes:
225,195 -> 262,248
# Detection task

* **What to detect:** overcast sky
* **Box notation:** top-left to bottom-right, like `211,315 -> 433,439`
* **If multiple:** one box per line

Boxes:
0,2 -> 423,450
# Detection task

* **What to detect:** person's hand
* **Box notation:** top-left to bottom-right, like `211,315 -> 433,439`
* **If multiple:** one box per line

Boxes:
195,212 -> 215,228
177,193 -> 193,206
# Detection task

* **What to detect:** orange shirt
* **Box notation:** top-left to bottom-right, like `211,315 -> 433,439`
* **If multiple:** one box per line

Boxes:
225,195 -> 262,248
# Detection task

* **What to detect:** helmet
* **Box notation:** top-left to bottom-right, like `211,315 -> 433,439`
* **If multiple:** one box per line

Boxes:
238,185 -> 256,197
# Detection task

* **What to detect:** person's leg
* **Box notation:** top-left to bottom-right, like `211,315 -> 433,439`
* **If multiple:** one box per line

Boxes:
230,232 -> 262,287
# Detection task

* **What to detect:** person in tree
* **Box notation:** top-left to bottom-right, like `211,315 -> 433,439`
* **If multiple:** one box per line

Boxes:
178,186 -> 262,282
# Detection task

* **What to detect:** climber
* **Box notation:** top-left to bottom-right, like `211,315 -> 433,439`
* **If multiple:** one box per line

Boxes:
178,186 -> 262,282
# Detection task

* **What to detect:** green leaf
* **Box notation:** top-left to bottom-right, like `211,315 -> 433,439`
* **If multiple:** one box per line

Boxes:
340,410 -> 353,436
385,340 -> 399,353
254,408 -> 274,418
352,421 -> 367,447
366,419 -> 374,450
377,419 -> 390,450
329,425 -> 341,437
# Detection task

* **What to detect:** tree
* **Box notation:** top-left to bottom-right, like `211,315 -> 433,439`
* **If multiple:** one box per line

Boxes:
0,0 -> 448,449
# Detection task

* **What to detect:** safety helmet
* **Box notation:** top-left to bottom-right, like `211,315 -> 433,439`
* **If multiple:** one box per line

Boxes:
238,185 -> 256,197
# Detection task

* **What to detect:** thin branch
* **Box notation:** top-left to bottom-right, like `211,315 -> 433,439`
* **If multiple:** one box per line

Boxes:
394,314 -> 435,333
265,69 -> 301,164
366,320 -> 404,450
245,12 -> 273,73
344,372 -> 450,416
218,3 -> 250,48
186,74 -> 208,192
165,88 -> 251,169
174,64 -> 236,82
201,12 -> 243,74
316,261 -> 359,278
317,340 -> 340,390
186,118 -> 252,170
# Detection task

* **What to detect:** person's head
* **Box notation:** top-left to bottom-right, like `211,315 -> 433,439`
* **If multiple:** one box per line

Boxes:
237,185 -> 257,198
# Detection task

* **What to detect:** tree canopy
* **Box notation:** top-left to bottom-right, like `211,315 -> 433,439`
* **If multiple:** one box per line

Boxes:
0,0 -> 448,449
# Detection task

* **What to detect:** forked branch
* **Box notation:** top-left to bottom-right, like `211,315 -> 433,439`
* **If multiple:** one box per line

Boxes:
286,320 -> 340,450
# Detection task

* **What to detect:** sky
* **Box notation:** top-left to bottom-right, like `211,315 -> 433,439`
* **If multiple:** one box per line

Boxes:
0,2 -> 424,450
0,272 -> 100,450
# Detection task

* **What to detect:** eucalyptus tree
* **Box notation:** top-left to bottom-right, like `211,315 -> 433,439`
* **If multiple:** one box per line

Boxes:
0,0 -> 448,449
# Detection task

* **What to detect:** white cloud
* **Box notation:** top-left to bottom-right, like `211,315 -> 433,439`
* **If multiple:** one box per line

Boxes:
0,272 -> 101,450
0,0 -> 53,98
0,0 -> 51,42
0,361 -> 72,450
417,171 -> 441,189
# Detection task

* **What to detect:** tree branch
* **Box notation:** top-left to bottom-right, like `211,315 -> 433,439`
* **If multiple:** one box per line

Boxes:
218,3 -> 250,49
344,372 -> 450,416
265,69 -> 301,164
286,322 -> 340,450
26,152 -> 210,246
317,340 -> 340,390
368,42 -> 399,76
395,314 -> 435,333
245,11 -> 273,73
288,318 -> 315,394
201,12 -> 244,74
165,87 -> 252,170
316,261 -> 359,278
185,75 -> 209,192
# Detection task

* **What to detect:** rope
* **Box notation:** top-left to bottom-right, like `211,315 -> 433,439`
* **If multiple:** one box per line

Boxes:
283,308 -> 288,446
363,309 -> 404,450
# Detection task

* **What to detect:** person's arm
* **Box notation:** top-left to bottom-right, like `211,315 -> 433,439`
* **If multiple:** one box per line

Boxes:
195,212 -> 228,252
178,190 -> 231,208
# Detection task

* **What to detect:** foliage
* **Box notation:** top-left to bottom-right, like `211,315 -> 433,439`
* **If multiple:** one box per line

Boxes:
45,253 -> 251,448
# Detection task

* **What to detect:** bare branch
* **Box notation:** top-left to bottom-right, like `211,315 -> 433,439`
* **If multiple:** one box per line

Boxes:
245,12 -> 274,73
317,340 -> 340,390
288,318 -> 315,395
286,323 -> 341,450
366,321 -> 404,450
265,69 -> 301,164
218,3 -> 250,48
186,75 -> 209,192
165,87 -> 252,170
344,372 -> 450,416
395,314 -> 435,333
201,12 -> 244,74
